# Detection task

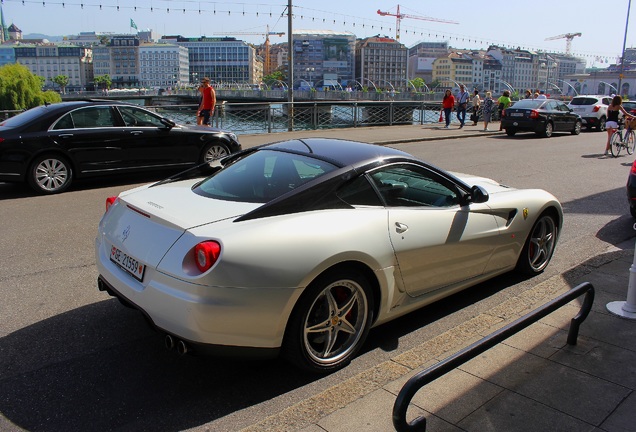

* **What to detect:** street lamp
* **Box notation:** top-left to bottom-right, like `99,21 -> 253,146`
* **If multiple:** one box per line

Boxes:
306,67 -> 315,88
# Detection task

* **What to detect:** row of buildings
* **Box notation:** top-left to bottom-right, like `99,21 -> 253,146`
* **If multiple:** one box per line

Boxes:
0,23 -> 633,97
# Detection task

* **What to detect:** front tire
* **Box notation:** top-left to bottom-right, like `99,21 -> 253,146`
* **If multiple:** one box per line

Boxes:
200,142 -> 230,163
516,213 -> 558,275
27,154 -> 73,194
282,270 -> 374,373
627,130 -> 635,155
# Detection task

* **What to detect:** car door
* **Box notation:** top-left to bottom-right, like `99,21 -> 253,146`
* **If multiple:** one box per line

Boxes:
368,164 -> 501,297
49,106 -> 127,174
115,106 -> 190,168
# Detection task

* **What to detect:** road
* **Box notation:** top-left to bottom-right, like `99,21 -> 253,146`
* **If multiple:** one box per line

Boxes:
0,130 -> 634,431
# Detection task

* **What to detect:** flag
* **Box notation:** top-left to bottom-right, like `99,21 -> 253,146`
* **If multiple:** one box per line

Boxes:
130,19 -> 138,30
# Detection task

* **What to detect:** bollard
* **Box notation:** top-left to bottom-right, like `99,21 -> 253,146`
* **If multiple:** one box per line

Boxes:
607,223 -> 636,320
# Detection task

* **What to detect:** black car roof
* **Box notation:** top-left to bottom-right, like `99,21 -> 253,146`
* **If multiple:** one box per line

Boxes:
263,137 -> 413,167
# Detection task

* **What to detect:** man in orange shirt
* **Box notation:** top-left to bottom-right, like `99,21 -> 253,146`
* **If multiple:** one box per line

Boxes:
197,77 -> 216,126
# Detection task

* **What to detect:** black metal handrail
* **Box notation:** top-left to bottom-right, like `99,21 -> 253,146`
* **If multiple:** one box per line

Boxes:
392,282 -> 595,432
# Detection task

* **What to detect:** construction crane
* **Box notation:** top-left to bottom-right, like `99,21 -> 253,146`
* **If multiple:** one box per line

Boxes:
213,26 -> 285,75
377,4 -> 458,41
545,32 -> 582,55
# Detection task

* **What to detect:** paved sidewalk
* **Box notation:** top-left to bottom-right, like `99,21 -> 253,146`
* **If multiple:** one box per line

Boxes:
237,122 -> 502,149
232,123 -> 636,432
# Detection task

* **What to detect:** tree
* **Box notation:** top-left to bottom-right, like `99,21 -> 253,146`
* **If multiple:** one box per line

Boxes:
94,74 -> 112,90
0,63 -> 61,110
262,70 -> 287,88
52,75 -> 69,94
409,77 -> 426,92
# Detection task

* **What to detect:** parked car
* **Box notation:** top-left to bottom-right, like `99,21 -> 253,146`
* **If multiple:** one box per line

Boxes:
95,138 -> 563,373
623,101 -> 636,116
0,101 -> 241,194
627,159 -> 636,218
567,95 -> 612,131
502,99 -> 582,137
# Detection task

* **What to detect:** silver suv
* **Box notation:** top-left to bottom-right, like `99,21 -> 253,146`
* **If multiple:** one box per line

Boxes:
567,95 -> 612,131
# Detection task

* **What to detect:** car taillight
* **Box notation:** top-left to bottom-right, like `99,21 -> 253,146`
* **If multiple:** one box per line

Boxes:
530,110 -> 539,119
631,160 -> 636,175
194,241 -> 221,272
105,196 -> 118,212
592,105 -> 601,112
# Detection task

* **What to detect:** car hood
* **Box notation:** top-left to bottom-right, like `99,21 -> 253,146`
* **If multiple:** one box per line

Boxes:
118,179 -> 260,229
451,172 -> 513,194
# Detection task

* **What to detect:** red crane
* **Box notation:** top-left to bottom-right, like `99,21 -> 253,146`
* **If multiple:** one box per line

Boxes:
377,5 -> 458,41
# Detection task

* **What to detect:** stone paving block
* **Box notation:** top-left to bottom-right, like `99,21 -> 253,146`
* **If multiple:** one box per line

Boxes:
384,368 -> 503,425
600,390 -> 636,432
459,344 -> 630,425
457,390 -> 596,432
502,321 -> 567,358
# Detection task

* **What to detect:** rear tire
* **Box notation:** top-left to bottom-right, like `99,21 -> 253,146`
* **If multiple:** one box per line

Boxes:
27,154 -> 73,194
282,270 -> 374,373
610,132 -> 622,157
571,120 -> 582,135
539,122 -> 553,138
505,129 -> 517,136
596,117 -> 606,132
516,213 -> 558,275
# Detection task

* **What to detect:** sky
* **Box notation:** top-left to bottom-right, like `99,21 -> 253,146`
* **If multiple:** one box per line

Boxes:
1,0 -> 634,67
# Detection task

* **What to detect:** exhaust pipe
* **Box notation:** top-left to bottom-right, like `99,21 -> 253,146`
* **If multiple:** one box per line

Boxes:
165,334 -> 175,351
176,340 -> 188,356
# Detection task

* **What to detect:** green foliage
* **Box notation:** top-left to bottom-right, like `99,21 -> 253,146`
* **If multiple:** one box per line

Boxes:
0,63 -> 62,110
262,70 -> 286,87
52,75 -> 70,93
94,74 -> 112,89
410,77 -> 426,91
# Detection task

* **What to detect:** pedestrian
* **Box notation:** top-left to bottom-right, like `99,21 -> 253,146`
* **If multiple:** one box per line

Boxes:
197,77 -> 216,126
482,91 -> 494,131
604,95 -> 635,155
537,90 -> 547,100
524,89 -> 533,99
442,89 -> 455,129
456,84 -> 469,128
471,89 -> 481,126
497,90 -> 512,131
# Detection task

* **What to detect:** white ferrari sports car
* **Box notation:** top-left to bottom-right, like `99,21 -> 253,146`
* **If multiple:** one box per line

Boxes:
95,138 -> 562,373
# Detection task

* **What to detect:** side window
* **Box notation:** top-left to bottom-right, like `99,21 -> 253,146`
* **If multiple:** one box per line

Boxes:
369,165 -> 459,208
63,106 -> 116,129
337,175 -> 382,206
118,106 -> 164,127
52,113 -> 74,130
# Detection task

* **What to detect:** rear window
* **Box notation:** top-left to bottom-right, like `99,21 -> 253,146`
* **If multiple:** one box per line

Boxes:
194,149 -> 338,203
569,97 -> 601,106
0,105 -> 48,128
508,99 -> 545,109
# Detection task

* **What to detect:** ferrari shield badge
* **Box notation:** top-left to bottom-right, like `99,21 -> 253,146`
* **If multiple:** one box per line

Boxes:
523,208 -> 529,220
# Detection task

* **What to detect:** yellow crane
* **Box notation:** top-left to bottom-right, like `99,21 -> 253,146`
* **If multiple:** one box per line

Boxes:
213,26 -> 285,75
376,4 -> 458,41
545,32 -> 582,55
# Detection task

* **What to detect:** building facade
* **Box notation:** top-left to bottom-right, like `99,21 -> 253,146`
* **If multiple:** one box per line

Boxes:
93,35 -> 140,88
15,43 -> 92,91
139,43 -> 189,88
355,36 -> 407,91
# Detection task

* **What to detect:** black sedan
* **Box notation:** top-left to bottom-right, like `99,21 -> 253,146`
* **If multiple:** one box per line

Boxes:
627,160 -> 636,218
0,101 -> 241,194
501,99 -> 582,138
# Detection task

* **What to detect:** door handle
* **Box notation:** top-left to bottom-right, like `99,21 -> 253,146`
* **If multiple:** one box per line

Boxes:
395,222 -> 408,233
130,131 -> 144,135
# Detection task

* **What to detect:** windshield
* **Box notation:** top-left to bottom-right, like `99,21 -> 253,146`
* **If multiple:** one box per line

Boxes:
194,149 -> 339,203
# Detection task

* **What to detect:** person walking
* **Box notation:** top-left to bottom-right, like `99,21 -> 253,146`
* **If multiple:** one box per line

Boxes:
197,77 -> 216,126
482,91 -> 494,131
442,89 -> 455,129
456,84 -> 469,128
471,89 -> 481,126
604,95 -> 635,155
524,89 -> 533,99
497,90 -> 512,131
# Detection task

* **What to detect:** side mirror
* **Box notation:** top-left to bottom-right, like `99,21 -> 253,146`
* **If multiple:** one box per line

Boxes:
160,118 -> 176,129
469,185 -> 489,204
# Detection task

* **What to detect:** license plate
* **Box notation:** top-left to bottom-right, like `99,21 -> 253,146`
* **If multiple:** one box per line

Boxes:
110,245 -> 145,282
574,108 -> 585,112
510,113 -> 524,117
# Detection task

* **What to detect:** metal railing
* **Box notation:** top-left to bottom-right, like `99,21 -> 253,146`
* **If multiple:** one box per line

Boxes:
392,282 -> 595,432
